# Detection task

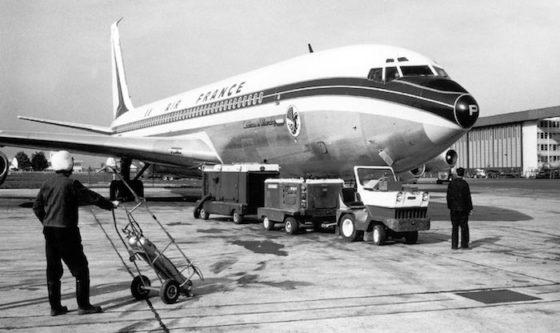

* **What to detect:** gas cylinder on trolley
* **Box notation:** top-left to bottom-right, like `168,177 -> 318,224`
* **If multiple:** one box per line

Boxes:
127,235 -> 186,284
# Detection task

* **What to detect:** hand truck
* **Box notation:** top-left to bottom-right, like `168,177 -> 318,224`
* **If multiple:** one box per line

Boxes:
94,167 -> 203,304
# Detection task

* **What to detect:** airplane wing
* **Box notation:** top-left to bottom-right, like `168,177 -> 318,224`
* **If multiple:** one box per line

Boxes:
17,116 -> 115,135
0,130 -> 222,167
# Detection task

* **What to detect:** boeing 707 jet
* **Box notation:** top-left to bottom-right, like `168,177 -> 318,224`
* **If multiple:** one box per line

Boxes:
0,19 -> 477,192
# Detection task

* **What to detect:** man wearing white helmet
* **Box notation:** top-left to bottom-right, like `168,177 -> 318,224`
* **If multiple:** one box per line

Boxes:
33,151 -> 116,316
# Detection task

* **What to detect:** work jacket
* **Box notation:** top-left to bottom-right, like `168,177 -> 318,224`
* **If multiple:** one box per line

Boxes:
446,177 -> 473,212
33,173 -> 113,228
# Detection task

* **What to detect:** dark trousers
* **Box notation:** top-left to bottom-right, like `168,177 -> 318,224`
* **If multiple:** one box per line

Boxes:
450,210 -> 469,248
43,227 -> 89,284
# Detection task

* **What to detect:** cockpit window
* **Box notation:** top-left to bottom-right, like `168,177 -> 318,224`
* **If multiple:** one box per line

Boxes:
367,67 -> 383,82
385,67 -> 400,81
433,66 -> 449,78
367,64 -> 449,83
400,65 -> 434,77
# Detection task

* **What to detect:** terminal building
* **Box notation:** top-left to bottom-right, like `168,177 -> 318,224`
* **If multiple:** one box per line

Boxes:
451,106 -> 560,177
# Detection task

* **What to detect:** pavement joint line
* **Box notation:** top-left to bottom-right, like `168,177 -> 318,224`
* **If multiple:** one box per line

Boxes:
132,298 -> 560,332
139,283 -> 560,311
7,297 -> 557,331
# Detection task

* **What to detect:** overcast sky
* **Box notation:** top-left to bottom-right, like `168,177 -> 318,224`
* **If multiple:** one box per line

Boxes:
1,0 -> 559,165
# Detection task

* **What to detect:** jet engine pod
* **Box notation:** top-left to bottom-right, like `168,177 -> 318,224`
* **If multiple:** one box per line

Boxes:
397,164 -> 425,181
425,149 -> 458,172
0,151 -> 9,186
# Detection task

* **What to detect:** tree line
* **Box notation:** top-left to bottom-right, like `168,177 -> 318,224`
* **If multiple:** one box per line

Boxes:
12,151 -> 49,171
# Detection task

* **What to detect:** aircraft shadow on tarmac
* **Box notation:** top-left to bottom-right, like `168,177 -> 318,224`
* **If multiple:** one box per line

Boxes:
428,202 -> 532,222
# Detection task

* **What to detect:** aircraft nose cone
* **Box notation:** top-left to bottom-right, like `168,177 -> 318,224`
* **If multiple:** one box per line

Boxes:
454,95 -> 479,128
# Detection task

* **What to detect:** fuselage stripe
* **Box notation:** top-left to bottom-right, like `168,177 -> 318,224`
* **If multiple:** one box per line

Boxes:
112,77 -> 462,134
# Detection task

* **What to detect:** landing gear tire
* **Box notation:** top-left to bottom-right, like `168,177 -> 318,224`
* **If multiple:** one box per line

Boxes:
404,231 -> 418,244
232,211 -> 243,224
263,216 -> 274,231
193,207 -> 201,219
284,217 -> 299,235
372,224 -> 386,245
130,275 -> 151,300
340,214 -> 362,242
160,279 -> 180,304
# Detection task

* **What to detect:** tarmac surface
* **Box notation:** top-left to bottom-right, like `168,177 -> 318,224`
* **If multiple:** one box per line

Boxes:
0,179 -> 559,332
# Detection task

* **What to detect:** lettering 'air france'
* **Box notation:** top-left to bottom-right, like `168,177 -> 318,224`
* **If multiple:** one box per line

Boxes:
196,81 -> 246,104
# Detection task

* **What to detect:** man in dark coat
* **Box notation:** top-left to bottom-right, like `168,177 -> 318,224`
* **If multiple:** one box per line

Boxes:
446,167 -> 473,249
33,151 -> 116,316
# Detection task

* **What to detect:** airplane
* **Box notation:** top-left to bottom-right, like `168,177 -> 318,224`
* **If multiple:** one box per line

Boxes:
0,18 -> 478,195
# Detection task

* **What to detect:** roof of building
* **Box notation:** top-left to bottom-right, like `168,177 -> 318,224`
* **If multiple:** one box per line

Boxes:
474,106 -> 560,128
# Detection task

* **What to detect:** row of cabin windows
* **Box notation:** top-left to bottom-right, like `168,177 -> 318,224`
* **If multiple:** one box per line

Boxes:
116,91 -> 265,132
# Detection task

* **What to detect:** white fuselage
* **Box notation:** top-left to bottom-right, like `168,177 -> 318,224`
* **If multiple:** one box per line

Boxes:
110,45 -> 478,178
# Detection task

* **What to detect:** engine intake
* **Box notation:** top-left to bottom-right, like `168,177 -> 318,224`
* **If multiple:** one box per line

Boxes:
425,149 -> 458,172
0,151 -> 9,186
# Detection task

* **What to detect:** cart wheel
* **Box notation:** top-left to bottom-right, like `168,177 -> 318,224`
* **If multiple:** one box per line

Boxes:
200,208 -> 210,220
130,275 -> 151,300
263,216 -> 274,231
193,207 -> 201,219
340,214 -> 362,242
404,231 -> 418,244
284,217 -> 299,235
232,210 -> 243,224
161,279 -> 180,304
372,224 -> 386,245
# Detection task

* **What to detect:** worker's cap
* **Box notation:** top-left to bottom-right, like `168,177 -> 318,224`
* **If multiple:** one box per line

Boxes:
51,151 -> 74,171
456,167 -> 465,176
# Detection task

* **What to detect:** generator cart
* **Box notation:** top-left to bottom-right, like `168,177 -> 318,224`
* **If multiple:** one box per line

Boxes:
337,166 -> 430,245
194,164 -> 280,223
257,178 -> 344,234
94,167 -> 203,304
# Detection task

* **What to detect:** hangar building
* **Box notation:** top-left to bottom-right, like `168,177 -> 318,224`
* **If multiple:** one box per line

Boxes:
451,106 -> 560,177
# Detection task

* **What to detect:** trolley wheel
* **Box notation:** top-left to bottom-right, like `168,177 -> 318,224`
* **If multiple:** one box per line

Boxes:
340,214 -> 362,242
404,231 -> 419,244
372,224 -> 386,246
161,279 -> 180,304
232,210 -> 243,224
262,216 -> 274,231
200,208 -> 210,220
284,217 -> 299,235
193,207 -> 201,219
130,275 -> 151,300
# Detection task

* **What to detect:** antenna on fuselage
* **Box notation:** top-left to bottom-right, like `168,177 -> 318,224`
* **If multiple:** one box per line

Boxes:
308,43 -> 314,53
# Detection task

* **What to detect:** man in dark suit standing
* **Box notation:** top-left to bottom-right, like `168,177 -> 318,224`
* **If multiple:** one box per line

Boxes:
446,167 -> 473,249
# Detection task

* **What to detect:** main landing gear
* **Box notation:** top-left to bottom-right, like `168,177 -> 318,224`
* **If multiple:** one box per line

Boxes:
107,157 -> 149,202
